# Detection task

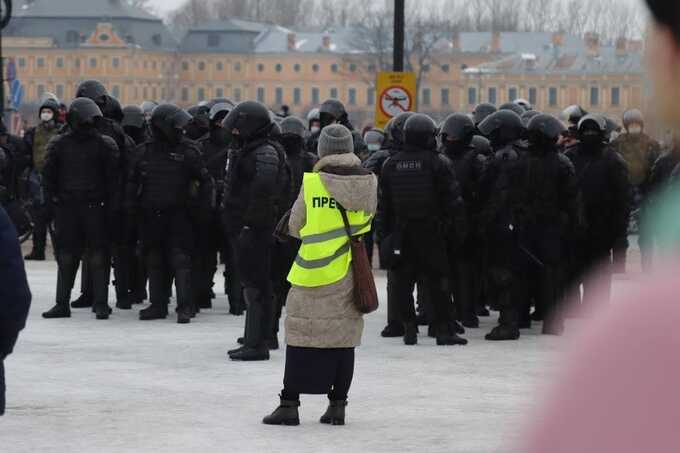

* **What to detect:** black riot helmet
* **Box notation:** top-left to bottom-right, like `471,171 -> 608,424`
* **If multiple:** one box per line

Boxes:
364,128 -> 385,151
67,97 -> 103,132
209,101 -> 235,125
478,110 -> 524,147
527,114 -> 566,148
280,116 -> 307,139
514,98 -> 532,111
389,111 -> 416,146
150,104 -> 192,145
39,98 -> 60,118
471,135 -> 492,156
473,103 -> 497,127
561,105 -> 588,127
441,113 -> 476,146
121,105 -> 146,129
319,99 -> 349,128
499,102 -> 526,116
103,96 -> 124,123
141,101 -> 158,119
221,101 -> 273,142
521,110 -> 540,127
307,108 -> 321,130
403,113 -> 438,150
76,80 -> 108,109
622,109 -> 644,131
577,114 -> 608,146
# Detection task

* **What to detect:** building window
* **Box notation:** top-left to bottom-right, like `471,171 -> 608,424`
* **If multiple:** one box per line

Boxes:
182,62 -> 189,71
152,87 -> 157,100
152,61 -> 157,71
67,30 -> 80,43
294,64 -> 301,73
198,61 -> 206,71
143,87 -> 148,99
161,88 -> 167,100
590,86 -> 599,106
89,58 -> 97,68
37,84 -> 45,99
112,57 -> 120,69
441,64 -> 450,73
216,62 -> 223,71
56,84 -> 65,99
422,88 -> 431,106
441,88 -> 450,106
207,33 -> 220,48
529,87 -> 537,106
348,88 -> 357,105
422,64 -> 431,73
151,34 -> 162,46
257,87 -> 265,103
75,58 -> 81,68
216,88 -> 224,98
134,86 -> 139,100
367,88 -> 375,106
234,62 -> 241,72
611,87 -> 621,106
468,87 -> 477,105
549,87 -> 558,106
257,64 -> 265,72
56,57 -> 64,68
99,33 -> 109,42
18,58 -> 26,68
312,64 -> 320,73
330,87 -> 338,99
312,87 -> 320,105
197,87 -> 205,102
37,57 -> 45,68
488,87 -> 497,105
293,87 -> 302,105
349,63 -> 357,73
508,87 -> 517,102
112,85 -> 121,99
233,88 -> 242,102
331,64 -> 339,73
143,61 -> 148,70
275,64 -> 283,73
275,87 -> 284,105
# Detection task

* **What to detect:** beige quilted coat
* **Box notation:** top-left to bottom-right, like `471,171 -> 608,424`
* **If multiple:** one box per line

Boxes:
285,152 -> 378,348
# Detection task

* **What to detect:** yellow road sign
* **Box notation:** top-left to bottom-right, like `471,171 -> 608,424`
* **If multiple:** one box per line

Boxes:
375,71 -> 417,129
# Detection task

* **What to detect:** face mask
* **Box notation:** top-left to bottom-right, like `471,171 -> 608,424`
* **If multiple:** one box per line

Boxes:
367,144 -> 381,153
445,141 -> 467,154
628,125 -> 642,135
310,126 -> 320,135
41,111 -> 54,123
580,134 -> 602,149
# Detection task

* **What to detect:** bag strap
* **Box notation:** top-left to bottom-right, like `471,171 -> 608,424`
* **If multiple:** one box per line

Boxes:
337,203 -> 353,240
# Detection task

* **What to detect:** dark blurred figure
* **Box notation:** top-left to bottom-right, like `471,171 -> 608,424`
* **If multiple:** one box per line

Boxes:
185,104 -> 211,141
0,206 -> 32,416
307,100 -> 368,159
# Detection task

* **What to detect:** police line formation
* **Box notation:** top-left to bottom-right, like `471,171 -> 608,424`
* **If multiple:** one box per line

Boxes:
0,79 -> 668,359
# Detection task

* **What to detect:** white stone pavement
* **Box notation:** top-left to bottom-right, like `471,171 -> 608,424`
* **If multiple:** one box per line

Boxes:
0,260 -> 640,453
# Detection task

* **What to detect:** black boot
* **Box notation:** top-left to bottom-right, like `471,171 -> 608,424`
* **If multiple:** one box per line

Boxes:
262,396 -> 300,426
174,265 -> 193,324
228,346 -> 245,357
230,346 -> 270,361
70,294 -> 93,309
139,304 -> 168,320
267,337 -> 279,351
436,325 -> 468,346
476,306 -> 490,317
116,297 -> 132,310
461,316 -> 479,329
230,287 -> 270,361
485,325 -> 520,341
177,305 -> 192,324
380,322 -> 404,338
403,323 -> 418,346
42,303 -> 71,319
24,250 -> 46,261
95,303 -> 111,320
320,400 -> 347,426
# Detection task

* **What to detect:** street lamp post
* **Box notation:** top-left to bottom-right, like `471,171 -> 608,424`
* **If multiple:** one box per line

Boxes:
393,0 -> 405,72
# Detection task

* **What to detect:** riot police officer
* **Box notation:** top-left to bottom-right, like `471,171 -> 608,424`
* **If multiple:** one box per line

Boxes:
477,110 -> 527,341
565,114 -> 630,308
42,98 -> 120,320
270,116 -> 317,347
612,109 -> 661,271
307,99 -> 368,158
472,103 -> 497,132
440,113 -> 486,329
195,101 -> 234,311
560,105 -> 588,149
378,113 -> 467,346
523,114 -> 580,335
121,105 -> 150,146
185,104 -> 211,141
222,101 -> 288,361
23,97 -> 61,260
126,104 -> 214,324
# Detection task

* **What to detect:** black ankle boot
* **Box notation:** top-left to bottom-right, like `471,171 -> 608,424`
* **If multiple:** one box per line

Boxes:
42,303 -> 71,319
320,400 -> 347,426
70,294 -> 93,309
139,303 -> 168,321
262,396 -> 300,426
381,322 -> 404,338
403,323 -> 418,346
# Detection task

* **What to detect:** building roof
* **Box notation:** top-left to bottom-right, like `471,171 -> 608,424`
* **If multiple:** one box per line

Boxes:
6,0 -> 177,50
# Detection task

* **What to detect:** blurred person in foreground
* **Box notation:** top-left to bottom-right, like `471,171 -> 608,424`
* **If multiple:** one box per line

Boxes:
262,124 -> 377,426
0,205 -> 32,415
522,1 -> 680,451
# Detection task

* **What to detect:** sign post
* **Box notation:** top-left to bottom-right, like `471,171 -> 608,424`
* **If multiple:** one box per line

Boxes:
374,71 -> 417,129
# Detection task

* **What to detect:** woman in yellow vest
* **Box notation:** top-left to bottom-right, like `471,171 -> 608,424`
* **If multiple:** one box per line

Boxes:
263,124 -> 378,426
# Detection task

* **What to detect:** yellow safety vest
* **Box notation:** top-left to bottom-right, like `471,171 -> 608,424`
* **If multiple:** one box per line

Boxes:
288,173 -> 373,288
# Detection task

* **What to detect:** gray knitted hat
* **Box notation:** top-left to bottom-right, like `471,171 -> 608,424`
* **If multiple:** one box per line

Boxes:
318,124 -> 354,158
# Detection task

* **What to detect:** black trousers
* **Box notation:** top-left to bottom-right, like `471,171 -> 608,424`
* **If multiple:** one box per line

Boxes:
283,347 -> 355,401
236,228 -> 273,349
29,202 -> 51,253
192,212 -> 222,307
1,360 -> 5,416
270,239 -> 299,338
487,232 -> 525,330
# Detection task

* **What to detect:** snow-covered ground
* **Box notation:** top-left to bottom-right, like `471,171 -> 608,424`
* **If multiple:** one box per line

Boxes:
1,259 -> 641,453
